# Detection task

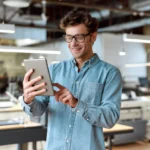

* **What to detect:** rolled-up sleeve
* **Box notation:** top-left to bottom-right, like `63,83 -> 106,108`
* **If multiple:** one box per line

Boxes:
19,95 -> 49,117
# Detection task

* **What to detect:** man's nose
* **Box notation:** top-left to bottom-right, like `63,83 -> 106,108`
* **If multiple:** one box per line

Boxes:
71,37 -> 78,44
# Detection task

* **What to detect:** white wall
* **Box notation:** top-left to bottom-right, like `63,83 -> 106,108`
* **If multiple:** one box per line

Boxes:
101,33 -> 147,82
93,34 -> 105,60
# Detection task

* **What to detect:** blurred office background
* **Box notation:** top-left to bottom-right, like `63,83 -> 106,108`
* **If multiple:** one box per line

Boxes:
0,0 -> 150,150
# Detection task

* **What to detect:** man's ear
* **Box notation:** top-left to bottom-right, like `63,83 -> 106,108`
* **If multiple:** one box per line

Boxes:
91,32 -> 97,43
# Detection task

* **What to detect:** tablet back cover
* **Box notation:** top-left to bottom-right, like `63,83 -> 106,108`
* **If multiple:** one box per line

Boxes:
24,58 -> 54,96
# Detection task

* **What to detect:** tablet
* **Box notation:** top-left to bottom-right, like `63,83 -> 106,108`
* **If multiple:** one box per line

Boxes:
23,58 -> 54,96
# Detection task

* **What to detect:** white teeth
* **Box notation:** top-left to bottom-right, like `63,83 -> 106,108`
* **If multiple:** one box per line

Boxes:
72,48 -> 80,50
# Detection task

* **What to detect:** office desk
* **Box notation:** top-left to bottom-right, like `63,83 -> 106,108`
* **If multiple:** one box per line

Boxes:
0,102 -> 30,122
0,103 -> 22,112
0,122 -> 133,150
0,122 -> 46,150
0,102 -> 45,150
103,124 -> 134,150
0,103 -> 133,150
0,101 -> 134,150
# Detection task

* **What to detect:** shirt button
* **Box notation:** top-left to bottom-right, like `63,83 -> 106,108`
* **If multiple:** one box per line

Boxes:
77,110 -> 80,113
69,125 -> 72,128
86,118 -> 89,121
66,139 -> 69,143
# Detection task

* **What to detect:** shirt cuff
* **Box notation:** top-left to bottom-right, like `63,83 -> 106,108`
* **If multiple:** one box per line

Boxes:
72,100 -> 87,116
19,95 -> 35,111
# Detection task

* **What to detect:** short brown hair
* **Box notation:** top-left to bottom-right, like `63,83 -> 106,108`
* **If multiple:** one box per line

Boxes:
59,10 -> 99,33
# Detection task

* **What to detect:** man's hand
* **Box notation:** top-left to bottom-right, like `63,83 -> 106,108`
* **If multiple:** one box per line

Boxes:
52,83 -> 78,108
23,69 -> 47,104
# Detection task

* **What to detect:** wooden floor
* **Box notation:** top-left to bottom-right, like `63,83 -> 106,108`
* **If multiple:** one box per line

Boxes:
113,141 -> 150,150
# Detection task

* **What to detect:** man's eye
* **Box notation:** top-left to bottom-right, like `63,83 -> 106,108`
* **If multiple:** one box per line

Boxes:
76,35 -> 83,39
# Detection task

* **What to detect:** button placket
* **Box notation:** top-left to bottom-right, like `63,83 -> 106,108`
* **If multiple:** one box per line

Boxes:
66,111 -> 76,150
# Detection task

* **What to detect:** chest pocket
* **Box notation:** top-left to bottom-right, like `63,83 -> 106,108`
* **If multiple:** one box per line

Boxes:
79,81 -> 103,106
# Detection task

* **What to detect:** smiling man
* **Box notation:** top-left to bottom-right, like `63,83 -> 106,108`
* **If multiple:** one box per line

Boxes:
20,10 -> 122,150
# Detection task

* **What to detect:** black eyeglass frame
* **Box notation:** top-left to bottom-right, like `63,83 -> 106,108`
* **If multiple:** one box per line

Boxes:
63,32 -> 92,43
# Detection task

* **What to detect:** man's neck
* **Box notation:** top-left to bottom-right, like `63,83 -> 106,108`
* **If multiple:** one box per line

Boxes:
75,53 -> 94,70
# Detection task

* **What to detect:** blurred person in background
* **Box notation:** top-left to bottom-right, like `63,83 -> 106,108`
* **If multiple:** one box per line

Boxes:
0,61 -> 8,94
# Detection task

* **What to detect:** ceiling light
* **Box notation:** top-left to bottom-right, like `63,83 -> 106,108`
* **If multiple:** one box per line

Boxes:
139,12 -> 144,17
125,63 -> 150,68
123,33 -> 150,43
3,0 -> 30,8
119,35 -> 126,56
132,12 -> 138,16
0,24 -> 15,34
131,1 -> 150,12
0,46 -> 61,55
119,51 -> 126,56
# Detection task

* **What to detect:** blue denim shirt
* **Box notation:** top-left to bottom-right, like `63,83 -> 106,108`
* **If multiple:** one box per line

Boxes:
20,54 -> 122,150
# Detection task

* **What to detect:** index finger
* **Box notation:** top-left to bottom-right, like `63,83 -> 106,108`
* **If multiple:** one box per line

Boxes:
52,83 -> 64,90
24,69 -> 34,83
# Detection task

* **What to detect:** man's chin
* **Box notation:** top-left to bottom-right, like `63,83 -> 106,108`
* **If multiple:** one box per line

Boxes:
72,54 -> 82,59
71,52 -> 80,58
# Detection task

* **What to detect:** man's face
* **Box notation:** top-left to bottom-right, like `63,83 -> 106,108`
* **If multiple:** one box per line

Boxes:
65,24 -> 96,60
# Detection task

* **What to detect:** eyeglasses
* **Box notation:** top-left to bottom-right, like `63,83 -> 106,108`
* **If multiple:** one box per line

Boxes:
63,33 -> 91,43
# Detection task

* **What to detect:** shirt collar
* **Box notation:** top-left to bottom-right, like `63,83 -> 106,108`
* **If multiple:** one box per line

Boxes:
71,53 -> 100,67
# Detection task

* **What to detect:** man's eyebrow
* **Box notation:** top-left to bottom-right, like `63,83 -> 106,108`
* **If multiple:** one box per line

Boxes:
65,34 -> 72,36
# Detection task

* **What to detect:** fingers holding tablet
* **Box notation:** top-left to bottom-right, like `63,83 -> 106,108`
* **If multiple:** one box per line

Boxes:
23,69 -> 47,104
